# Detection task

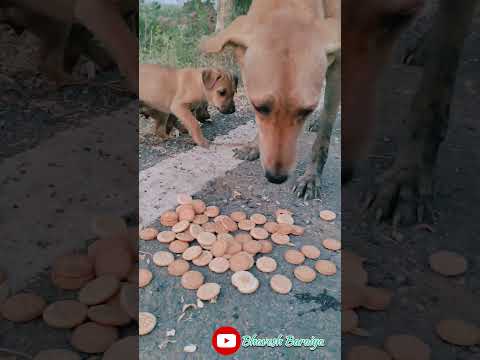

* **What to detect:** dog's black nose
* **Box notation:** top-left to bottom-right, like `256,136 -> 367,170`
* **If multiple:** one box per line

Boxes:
265,171 -> 288,184
220,103 -> 236,114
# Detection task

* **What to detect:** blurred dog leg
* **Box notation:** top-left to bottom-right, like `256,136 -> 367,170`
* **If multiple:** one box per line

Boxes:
12,0 -> 138,93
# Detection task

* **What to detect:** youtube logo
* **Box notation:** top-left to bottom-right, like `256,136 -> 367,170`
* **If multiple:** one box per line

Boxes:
212,326 -> 241,355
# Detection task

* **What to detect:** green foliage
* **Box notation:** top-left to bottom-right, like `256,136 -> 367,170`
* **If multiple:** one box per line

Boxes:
139,1 -> 240,70
233,0 -> 252,17
140,1 -> 216,68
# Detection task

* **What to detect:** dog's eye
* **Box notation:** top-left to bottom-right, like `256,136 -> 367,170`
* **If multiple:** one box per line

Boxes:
253,104 -> 271,115
298,108 -> 315,118
218,89 -> 227,97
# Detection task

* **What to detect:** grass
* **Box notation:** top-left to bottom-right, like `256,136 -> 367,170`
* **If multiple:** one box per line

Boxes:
139,1 -> 250,71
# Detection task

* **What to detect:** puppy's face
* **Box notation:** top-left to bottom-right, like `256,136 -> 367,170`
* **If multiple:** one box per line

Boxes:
202,69 -> 238,114
239,26 -> 328,183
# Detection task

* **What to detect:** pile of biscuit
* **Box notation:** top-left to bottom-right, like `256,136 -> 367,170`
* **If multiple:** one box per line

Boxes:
343,245 -> 479,358
138,193 -> 341,335
0,216 -> 139,359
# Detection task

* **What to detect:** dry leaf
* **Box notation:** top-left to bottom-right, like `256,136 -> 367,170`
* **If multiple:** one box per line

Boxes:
177,303 -> 197,322
158,339 -> 176,349
182,304 -> 197,313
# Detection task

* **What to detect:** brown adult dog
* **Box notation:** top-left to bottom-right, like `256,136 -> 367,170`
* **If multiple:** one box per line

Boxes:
199,0 -> 341,199
139,65 -> 238,147
343,0 -> 478,224
4,0 -> 138,93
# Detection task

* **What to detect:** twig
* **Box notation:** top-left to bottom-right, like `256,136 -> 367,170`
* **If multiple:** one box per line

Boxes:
211,141 -> 246,148
139,250 -> 153,258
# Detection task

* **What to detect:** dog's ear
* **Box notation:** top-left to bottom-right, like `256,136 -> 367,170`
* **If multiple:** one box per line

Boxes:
202,69 -> 222,90
316,18 -> 341,55
199,16 -> 251,55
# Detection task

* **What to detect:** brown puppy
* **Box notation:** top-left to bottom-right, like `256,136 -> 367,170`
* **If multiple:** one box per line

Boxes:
5,0 -> 138,93
139,65 -> 238,147
199,0 -> 340,198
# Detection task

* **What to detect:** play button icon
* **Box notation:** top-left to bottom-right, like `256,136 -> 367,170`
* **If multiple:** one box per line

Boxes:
212,326 -> 241,355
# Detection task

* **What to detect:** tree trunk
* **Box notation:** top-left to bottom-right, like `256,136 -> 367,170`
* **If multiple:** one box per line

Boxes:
215,0 -> 233,32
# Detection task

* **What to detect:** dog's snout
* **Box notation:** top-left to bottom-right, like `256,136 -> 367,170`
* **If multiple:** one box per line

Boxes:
265,171 -> 288,184
221,103 -> 236,114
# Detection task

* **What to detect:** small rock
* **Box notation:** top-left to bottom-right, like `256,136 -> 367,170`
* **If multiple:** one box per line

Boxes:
184,344 -> 197,353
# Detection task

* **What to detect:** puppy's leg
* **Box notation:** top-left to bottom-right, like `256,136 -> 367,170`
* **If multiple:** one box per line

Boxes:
14,0 -> 139,93
194,102 -> 210,123
293,51 -> 341,200
166,114 -> 178,135
64,24 -> 114,74
152,111 -> 170,139
38,21 -> 72,86
233,134 -> 260,161
75,0 -> 138,92
171,104 -> 209,148
365,0 -> 477,225
168,114 -> 188,134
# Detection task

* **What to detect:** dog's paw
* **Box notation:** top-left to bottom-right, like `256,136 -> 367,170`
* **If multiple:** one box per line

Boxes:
191,133 -> 210,148
292,172 -> 321,200
233,144 -> 260,161
363,163 -> 435,228
197,138 -> 210,149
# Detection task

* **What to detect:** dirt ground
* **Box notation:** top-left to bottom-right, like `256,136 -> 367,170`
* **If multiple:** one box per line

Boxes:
0,24 -> 138,358
342,14 -> 480,360
139,92 -> 341,359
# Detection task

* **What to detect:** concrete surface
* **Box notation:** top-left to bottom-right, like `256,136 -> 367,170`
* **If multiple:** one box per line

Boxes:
139,96 -> 341,360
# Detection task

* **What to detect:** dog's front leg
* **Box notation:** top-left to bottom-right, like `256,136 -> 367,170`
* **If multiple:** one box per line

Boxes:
365,0 -> 477,226
293,52 -> 341,200
171,104 -> 209,148
233,133 -> 260,161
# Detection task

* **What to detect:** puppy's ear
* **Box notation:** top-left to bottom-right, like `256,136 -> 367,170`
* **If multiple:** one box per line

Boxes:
202,69 -> 222,90
199,16 -> 251,55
